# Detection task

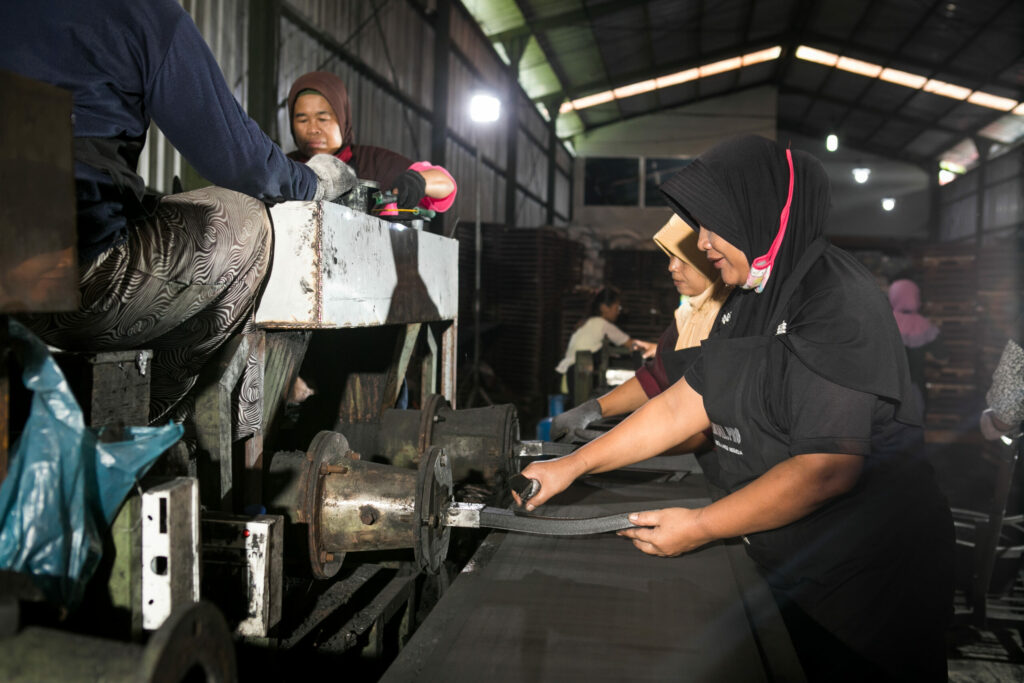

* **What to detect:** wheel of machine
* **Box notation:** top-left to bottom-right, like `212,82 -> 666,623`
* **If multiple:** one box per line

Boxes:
140,601 -> 236,683
414,445 -> 453,574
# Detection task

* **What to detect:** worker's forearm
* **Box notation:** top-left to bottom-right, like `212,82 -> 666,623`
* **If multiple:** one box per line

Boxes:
695,452 -> 864,540
420,168 -> 455,198
576,379 -> 708,475
596,377 -> 649,418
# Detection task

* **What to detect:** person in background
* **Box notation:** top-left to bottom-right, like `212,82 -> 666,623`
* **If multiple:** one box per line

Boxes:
555,286 -> 655,406
550,215 -> 730,444
520,135 -> 953,681
287,71 -> 456,213
888,278 -> 947,412
0,0 -> 356,439
980,316 -> 1023,441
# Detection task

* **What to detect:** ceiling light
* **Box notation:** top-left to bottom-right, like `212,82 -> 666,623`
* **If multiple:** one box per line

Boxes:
967,91 -> 1018,112
938,169 -> 957,185
836,56 -> 882,78
656,68 -> 699,88
743,46 -> 782,66
826,134 -> 838,152
923,79 -> 971,100
699,57 -> 742,78
879,68 -> 927,89
852,168 -> 871,184
881,198 -> 895,211
570,90 -> 615,110
613,79 -> 658,99
1014,103 -> 1024,116
795,45 -> 838,66
469,93 -> 501,122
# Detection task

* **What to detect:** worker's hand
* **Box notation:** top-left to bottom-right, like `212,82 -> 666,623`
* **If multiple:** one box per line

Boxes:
632,340 -> 657,359
309,153 -> 357,201
550,398 -> 602,442
617,507 -> 714,557
513,455 -> 585,512
391,169 -> 427,209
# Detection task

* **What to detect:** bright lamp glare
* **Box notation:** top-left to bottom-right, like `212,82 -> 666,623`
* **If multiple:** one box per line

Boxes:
852,168 -> 871,184
469,94 -> 501,123
938,169 -> 957,185
881,198 -> 895,211
826,134 -> 838,152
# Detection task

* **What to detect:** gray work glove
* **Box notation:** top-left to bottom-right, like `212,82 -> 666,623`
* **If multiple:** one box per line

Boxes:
550,398 -> 602,443
985,339 -> 1024,431
308,153 -> 357,201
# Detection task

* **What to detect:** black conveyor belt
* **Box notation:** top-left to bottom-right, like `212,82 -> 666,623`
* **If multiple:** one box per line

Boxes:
383,457 -> 805,682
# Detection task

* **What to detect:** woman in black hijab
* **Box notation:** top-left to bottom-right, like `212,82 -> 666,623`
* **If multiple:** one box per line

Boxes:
518,135 -> 954,681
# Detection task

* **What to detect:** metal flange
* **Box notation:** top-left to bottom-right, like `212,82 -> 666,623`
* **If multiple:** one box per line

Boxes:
413,445 -> 453,574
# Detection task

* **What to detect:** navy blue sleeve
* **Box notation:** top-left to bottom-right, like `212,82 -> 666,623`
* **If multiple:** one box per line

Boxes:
146,12 -> 317,202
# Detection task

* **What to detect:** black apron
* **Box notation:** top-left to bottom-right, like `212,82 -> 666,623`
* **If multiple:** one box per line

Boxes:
697,241 -> 953,680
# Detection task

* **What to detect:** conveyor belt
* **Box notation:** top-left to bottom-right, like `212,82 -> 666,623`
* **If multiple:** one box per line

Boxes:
382,457 -> 805,682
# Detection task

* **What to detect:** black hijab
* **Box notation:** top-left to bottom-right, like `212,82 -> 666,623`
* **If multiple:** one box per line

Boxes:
660,135 -> 920,425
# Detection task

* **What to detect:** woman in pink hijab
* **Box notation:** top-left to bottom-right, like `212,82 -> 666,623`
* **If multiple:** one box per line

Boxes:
888,278 -> 944,408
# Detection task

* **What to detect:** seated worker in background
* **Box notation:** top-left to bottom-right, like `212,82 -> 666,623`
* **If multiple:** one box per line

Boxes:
888,278 -> 947,412
550,215 -> 730,444
0,0 -> 356,438
520,135 -> 953,681
555,286 -> 655,406
287,71 -> 456,213
980,316 -> 1023,441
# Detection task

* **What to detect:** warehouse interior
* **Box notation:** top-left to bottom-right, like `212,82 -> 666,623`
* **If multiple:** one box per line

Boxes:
1,0 -> 1022,680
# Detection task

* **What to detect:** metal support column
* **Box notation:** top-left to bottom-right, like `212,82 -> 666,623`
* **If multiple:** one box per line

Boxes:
503,38 -> 527,229
247,0 -> 281,139
429,0 -> 451,236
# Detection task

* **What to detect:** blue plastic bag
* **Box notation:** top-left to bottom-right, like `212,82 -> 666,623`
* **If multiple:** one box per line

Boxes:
0,319 -> 183,608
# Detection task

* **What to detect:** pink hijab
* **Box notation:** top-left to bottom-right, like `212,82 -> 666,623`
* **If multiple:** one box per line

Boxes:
888,279 -> 940,348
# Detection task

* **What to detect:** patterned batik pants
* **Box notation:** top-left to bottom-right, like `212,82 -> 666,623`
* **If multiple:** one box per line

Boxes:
21,187 -> 270,439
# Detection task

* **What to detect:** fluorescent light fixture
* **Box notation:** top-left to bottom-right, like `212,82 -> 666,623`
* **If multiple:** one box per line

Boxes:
552,47 -> 781,114
879,68 -> 927,89
938,169 -> 957,185
852,168 -> 871,184
837,56 -> 881,78
570,90 -> 615,110
826,134 -> 838,152
656,68 -> 699,88
881,198 -> 895,211
613,79 -> 658,99
469,93 -> 501,122
700,57 -> 742,78
967,91 -> 1018,111
923,79 -> 970,100
795,45 -> 838,66
1015,103 -> 1024,115
743,46 -> 782,66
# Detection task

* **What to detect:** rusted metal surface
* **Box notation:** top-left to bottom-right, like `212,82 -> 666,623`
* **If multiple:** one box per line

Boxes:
318,457 -> 418,552
376,399 -> 519,488
256,202 -> 457,328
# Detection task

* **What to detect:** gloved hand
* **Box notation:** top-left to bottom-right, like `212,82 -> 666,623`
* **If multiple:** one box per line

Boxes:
391,169 -> 427,209
986,339 -> 1024,427
550,398 -> 602,443
308,153 -> 357,201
